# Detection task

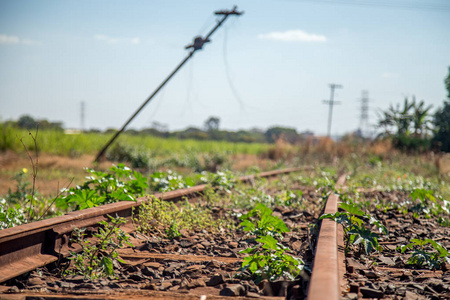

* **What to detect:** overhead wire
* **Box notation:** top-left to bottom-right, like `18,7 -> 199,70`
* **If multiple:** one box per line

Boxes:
180,56 -> 195,117
146,85 -> 166,125
178,12 -> 219,118
223,23 -> 246,112
286,0 -> 450,11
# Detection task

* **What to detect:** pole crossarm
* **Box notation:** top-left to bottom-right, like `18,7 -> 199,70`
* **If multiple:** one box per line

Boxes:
94,7 -> 243,163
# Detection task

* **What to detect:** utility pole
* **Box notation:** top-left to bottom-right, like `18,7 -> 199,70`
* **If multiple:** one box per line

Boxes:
80,101 -> 85,132
359,90 -> 370,137
94,6 -> 243,163
323,84 -> 343,137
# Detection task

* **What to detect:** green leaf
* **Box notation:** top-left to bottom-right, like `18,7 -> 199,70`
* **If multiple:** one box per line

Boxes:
239,219 -> 255,232
257,235 -> 279,251
101,256 -> 114,276
240,247 -> 256,254
339,203 -> 365,216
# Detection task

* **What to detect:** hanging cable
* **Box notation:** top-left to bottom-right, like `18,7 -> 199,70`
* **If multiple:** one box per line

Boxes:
286,0 -> 450,11
180,56 -> 195,117
223,24 -> 246,111
147,85 -> 167,122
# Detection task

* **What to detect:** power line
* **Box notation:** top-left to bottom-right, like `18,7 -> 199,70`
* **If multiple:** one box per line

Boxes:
223,25 -> 245,111
289,0 -> 450,11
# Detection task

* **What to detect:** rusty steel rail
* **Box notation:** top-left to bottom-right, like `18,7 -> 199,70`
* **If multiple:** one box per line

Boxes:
0,167 -> 305,283
307,173 -> 347,300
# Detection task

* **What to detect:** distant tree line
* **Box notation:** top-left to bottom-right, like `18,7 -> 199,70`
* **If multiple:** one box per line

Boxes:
123,117 -> 314,144
3,115 -> 64,131
4,114 -> 314,145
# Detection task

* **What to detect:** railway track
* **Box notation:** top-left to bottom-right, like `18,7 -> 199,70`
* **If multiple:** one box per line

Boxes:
0,167 -> 346,300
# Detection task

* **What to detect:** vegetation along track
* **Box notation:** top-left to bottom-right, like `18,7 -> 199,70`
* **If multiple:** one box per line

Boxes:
2,163 -> 449,300
1,166 -> 345,299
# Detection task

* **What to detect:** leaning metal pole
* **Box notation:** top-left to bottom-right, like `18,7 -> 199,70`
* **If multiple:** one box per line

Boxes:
94,6 -> 243,163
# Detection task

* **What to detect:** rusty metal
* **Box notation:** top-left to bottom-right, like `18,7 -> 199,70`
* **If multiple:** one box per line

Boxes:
0,167 -> 307,284
307,173 -> 347,300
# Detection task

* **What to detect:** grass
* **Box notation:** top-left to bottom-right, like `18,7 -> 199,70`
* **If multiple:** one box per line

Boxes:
344,153 -> 450,199
3,127 -> 269,156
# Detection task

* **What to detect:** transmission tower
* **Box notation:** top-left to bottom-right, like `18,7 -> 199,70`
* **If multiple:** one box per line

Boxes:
323,84 -> 343,137
358,90 -> 370,137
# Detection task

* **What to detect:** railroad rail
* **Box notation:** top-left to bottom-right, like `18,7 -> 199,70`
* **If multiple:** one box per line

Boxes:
0,167 -> 347,300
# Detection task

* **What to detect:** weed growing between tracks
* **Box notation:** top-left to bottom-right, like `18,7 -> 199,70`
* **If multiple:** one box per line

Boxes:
64,215 -> 133,279
334,178 -> 450,299
237,203 -> 306,283
134,196 -> 232,237
2,164 -> 341,298
399,238 -> 450,270
320,202 -> 388,255
55,164 -> 148,210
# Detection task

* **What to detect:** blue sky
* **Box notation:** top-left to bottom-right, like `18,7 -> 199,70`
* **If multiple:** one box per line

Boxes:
1,0 -> 449,136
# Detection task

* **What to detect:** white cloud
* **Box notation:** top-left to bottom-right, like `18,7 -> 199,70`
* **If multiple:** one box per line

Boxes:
0,34 -> 39,45
0,34 -> 19,44
94,34 -> 140,45
382,72 -> 399,79
258,29 -> 327,42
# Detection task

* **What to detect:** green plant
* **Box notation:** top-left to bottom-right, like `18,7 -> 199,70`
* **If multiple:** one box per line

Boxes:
136,196 -> 229,236
409,188 -> 435,218
0,122 -> 17,151
56,164 -> 148,210
0,198 -> 26,229
166,220 -> 181,240
5,168 -> 30,204
240,234 -> 304,284
399,238 -> 450,270
149,170 -> 193,192
238,203 -> 304,283
106,143 -> 150,169
209,171 -> 236,193
65,215 -> 133,279
239,203 -> 289,237
280,190 -> 303,207
320,203 -> 388,255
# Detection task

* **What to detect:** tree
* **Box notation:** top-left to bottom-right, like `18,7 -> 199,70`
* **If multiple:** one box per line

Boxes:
433,67 -> 450,152
412,99 -> 433,138
377,97 -> 432,152
204,116 -> 220,132
445,66 -> 450,99
17,115 -> 38,129
377,97 -> 414,137
433,101 -> 450,152
265,127 -> 298,144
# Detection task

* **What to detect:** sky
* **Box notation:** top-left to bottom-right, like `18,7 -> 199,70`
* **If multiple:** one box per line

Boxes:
1,0 -> 449,137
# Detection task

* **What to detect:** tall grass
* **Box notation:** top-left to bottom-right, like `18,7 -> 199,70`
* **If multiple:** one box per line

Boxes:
1,127 -> 269,156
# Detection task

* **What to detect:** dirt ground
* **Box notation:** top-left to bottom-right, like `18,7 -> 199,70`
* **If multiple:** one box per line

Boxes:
0,151 -> 118,197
